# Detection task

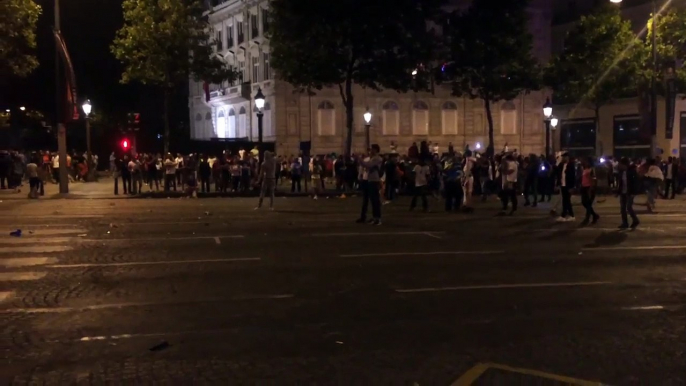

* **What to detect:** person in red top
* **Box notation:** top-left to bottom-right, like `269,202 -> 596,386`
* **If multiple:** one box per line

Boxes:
580,157 -> 599,226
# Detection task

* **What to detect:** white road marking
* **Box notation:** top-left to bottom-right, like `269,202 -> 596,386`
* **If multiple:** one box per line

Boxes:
0,257 -> 59,268
341,251 -> 504,258
0,237 -> 76,245
313,231 -> 447,237
10,228 -> 88,236
0,272 -> 48,281
47,257 -> 260,268
0,246 -> 73,254
582,245 -> 686,251
0,294 -> 295,314
622,305 -> 664,311
5,214 -> 104,219
94,235 -> 245,242
214,237 -> 221,245
395,281 -> 612,293
424,232 -> 442,239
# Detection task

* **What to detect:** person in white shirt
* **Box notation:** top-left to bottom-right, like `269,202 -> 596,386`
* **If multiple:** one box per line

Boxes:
499,153 -> 518,215
462,150 -> 476,212
51,154 -> 60,183
174,154 -> 184,187
410,159 -> 431,212
164,156 -> 178,191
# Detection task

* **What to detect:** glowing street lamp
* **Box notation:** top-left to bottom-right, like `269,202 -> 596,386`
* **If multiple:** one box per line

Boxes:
364,108 -> 372,150
542,98 -> 554,156
82,99 -> 92,116
19,106 -> 26,111
82,99 -> 94,181
254,87 -> 265,161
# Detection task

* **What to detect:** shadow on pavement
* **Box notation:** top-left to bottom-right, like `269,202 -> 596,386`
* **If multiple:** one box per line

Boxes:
583,231 -> 628,248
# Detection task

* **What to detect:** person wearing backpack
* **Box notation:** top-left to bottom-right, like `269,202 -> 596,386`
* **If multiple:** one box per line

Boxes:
580,157 -> 600,225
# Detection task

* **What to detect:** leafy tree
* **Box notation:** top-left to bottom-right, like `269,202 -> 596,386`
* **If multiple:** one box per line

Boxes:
269,0 -> 443,156
545,4 -> 640,153
0,0 -> 41,77
111,0 -> 236,153
646,8 -> 686,93
447,0 -> 540,157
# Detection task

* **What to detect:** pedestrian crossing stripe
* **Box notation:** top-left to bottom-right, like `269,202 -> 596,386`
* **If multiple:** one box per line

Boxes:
451,362 -> 605,386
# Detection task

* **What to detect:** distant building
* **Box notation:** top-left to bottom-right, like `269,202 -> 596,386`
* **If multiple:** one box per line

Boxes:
189,0 -> 554,156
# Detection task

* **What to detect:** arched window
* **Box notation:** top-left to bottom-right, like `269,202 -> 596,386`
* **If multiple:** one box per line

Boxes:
238,106 -> 247,138
412,100 -> 429,135
317,100 -> 335,136
217,109 -> 227,138
382,101 -> 399,135
501,101 -> 517,135
228,109 -> 236,138
205,111 -> 214,138
263,102 -> 273,137
194,113 -> 203,139
441,101 -> 458,135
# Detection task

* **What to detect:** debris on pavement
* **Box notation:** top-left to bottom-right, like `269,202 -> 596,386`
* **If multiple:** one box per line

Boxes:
149,341 -> 170,352
204,211 -> 210,215
335,341 -> 344,345
9,229 -> 22,237
109,223 -> 118,228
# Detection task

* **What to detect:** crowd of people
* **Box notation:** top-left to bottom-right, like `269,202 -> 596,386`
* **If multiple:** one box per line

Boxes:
4,142 -> 686,229
0,149 -> 99,197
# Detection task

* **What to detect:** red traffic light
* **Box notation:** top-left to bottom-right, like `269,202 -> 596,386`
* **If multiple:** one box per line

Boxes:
121,139 -> 129,149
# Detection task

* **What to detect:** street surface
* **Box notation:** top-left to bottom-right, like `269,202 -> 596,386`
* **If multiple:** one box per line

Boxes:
1,193 -> 685,384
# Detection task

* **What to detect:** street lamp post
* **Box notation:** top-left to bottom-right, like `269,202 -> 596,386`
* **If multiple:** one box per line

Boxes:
543,97 -> 553,157
82,99 -> 94,181
363,108 -> 372,151
254,87 -> 265,162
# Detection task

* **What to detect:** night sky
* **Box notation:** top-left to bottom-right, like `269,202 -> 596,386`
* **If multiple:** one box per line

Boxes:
2,0 -> 189,152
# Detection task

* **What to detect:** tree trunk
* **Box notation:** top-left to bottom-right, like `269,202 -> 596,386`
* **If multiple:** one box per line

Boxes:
344,77 -> 354,157
484,98 -> 495,157
163,87 -> 170,154
594,106 -> 601,157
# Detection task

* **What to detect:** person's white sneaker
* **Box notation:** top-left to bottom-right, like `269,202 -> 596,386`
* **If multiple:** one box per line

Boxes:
313,195 -> 318,200
253,207 -> 260,210
565,216 -> 576,222
555,216 -> 567,222
383,201 -> 391,205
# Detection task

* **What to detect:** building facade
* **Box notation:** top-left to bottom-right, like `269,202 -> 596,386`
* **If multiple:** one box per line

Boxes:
551,0 -> 685,158
189,0 -> 553,156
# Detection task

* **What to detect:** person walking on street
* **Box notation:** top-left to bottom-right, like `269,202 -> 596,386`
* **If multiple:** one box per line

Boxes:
198,154 -> 211,193
462,151 -> 476,212
443,155 -> 463,212
410,159 -> 430,212
164,155 -> 177,192
523,154 -> 539,207
499,153 -> 518,215
579,157 -> 600,226
617,157 -> 640,229
556,152 -> 576,222
255,151 -> 277,210
356,144 -> 383,225
663,157 -> 678,199
120,154 -> 132,194
643,158 -> 663,212
290,158 -> 302,192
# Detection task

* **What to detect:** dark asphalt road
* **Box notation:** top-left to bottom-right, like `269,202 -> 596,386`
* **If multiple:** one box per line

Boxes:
1,196 -> 685,384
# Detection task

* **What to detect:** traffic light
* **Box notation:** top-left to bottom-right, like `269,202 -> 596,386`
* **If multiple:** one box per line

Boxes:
121,139 -> 130,150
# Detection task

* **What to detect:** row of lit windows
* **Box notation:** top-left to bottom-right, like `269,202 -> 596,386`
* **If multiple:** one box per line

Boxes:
214,8 -> 270,52
316,100 -> 520,137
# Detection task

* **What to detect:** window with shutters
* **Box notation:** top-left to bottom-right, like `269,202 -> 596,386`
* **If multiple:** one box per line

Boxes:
264,102 -> 273,137
226,25 -> 234,48
262,52 -> 270,80
252,55 -> 260,83
412,101 -> 429,135
217,109 -> 227,138
237,21 -> 244,44
501,101 -> 517,135
238,107 -> 247,138
194,113 -> 203,139
205,112 -> 213,138
237,61 -> 245,83
441,101 -> 458,135
317,101 -> 335,136
228,109 -> 236,138
382,101 -> 399,135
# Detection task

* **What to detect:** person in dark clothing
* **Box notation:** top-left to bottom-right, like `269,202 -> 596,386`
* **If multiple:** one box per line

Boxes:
556,153 -> 576,221
523,154 -> 539,207
617,157 -> 640,229
120,155 -> 132,194
579,157 -> 599,226
0,151 -> 11,189
443,156 -> 463,212
408,142 -> 419,160
198,154 -> 211,193
663,157 -> 678,199
538,155 -> 553,202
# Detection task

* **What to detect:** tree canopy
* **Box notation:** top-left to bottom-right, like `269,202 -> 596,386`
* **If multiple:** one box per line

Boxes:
269,0 -> 443,156
646,8 -> 686,93
545,4 -> 640,112
0,0 -> 42,77
111,0 -> 236,153
447,0 -> 540,156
